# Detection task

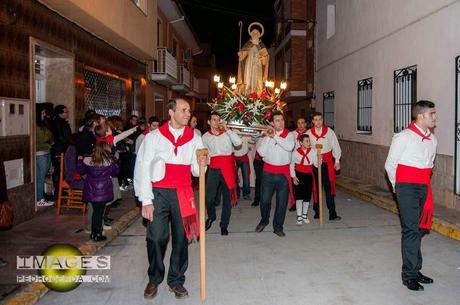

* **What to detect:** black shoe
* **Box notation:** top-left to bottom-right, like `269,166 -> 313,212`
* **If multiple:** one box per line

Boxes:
243,195 -> 251,200
104,216 -> 114,223
274,231 -> 286,237
221,227 -> 228,236
288,206 -> 296,212
403,279 -> 424,291
91,232 -> 107,242
251,201 -> 259,207
111,200 -> 121,208
314,213 -> 319,219
416,272 -> 433,284
205,218 -> 215,231
329,215 -> 342,221
255,223 -> 266,232
142,218 -> 149,227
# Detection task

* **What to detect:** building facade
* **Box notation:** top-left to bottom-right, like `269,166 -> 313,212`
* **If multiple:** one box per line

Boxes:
315,0 -> 460,210
273,0 -> 316,125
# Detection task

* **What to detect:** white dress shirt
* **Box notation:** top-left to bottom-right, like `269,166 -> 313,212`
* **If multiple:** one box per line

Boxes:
134,124 -> 205,205
234,136 -> 250,157
306,127 -> 341,163
257,130 -> 295,166
290,147 -> 318,177
194,128 -> 202,137
385,124 -> 437,188
202,130 -> 242,157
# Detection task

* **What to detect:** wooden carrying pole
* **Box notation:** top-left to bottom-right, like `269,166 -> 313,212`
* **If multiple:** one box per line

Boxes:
196,148 -> 208,300
315,144 -> 324,227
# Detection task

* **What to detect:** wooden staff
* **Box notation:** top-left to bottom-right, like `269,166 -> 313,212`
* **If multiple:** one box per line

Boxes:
196,148 -> 208,300
315,144 -> 324,227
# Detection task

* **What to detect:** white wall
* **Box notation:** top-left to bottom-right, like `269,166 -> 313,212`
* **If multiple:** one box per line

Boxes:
315,0 -> 460,155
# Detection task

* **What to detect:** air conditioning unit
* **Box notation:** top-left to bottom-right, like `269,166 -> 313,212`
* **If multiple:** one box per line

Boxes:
183,48 -> 192,61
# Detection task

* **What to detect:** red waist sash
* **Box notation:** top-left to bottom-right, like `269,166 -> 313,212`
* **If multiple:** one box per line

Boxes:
263,162 -> 295,208
152,164 -> 198,240
321,151 -> 336,195
396,164 -> 433,230
210,155 -> 238,205
294,166 -> 318,203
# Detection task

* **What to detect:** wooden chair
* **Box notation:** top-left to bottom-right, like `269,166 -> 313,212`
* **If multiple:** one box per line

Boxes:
56,153 -> 86,215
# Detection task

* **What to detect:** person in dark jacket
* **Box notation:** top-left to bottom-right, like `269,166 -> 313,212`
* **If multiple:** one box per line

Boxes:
78,141 -> 119,242
51,105 -> 72,198
76,113 -> 99,158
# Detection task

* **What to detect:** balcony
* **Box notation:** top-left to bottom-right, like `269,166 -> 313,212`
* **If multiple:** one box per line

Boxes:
171,65 -> 191,93
151,48 -> 178,86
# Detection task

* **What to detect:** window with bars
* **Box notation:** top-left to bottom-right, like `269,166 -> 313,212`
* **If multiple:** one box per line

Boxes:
357,78 -> 372,133
394,65 -> 417,133
84,70 -> 126,117
323,91 -> 335,129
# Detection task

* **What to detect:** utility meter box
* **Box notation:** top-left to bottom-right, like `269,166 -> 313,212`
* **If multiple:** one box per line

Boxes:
0,98 -> 30,136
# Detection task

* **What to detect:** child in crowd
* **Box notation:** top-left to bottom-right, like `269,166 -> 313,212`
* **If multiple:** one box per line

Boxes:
78,141 -> 119,241
290,134 -> 317,225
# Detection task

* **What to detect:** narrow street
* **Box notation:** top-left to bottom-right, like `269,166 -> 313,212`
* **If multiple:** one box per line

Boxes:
38,190 -> 460,305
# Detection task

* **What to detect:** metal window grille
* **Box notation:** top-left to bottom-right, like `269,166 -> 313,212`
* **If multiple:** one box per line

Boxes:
84,70 -> 125,117
394,65 -> 417,133
323,91 -> 335,129
357,78 -> 372,133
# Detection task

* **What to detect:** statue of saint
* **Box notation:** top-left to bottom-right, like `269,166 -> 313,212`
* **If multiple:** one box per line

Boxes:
237,22 -> 269,95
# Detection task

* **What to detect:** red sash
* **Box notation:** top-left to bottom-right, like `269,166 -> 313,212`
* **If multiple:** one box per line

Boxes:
396,164 -> 433,230
310,126 -> 328,140
96,134 -> 114,145
210,155 -> 238,205
159,122 -> 194,155
263,162 -> 295,208
294,147 -> 317,202
234,153 -> 251,183
294,128 -> 307,141
321,151 -> 336,195
152,164 -> 198,240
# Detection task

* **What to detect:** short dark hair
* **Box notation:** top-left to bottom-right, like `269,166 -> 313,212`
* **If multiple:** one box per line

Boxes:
209,111 -> 220,119
299,134 -> 310,142
36,102 -> 54,125
148,116 -> 160,124
138,116 -> 147,125
312,111 -> 323,119
412,100 -> 435,120
129,115 -> 138,120
54,104 -> 67,116
85,113 -> 100,128
167,98 -> 190,112
271,111 -> 284,122
297,117 -> 306,122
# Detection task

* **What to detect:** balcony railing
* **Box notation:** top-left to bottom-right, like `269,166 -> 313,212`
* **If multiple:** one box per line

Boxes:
153,47 -> 177,80
177,65 -> 191,88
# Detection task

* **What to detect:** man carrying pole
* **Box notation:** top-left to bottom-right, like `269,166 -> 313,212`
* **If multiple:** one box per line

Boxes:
306,112 -> 342,221
134,98 -> 207,300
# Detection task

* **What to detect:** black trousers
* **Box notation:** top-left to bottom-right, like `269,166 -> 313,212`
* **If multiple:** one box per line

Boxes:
253,159 -> 264,204
259,171 -> 289,233
146,188 -> 188,287
205,168 -> 231,228
118,152 -> 131,185
396,183 -> 427,282
312,163 -> 337,218
294,171 -> 313,202
90,201 -> 108,233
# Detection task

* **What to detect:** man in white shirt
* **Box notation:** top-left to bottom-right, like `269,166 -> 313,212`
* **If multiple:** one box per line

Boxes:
306,112 -> 342,221
134,99 -> 207,300
135,116 -> 160,154
290,117 -> 308,148
255,112 -> 295,237
202,113 -> 242,235
385,100 -> 437,291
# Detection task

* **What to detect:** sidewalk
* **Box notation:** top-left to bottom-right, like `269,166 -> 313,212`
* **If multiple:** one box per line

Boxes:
336,176 -> 460,241
0,189 -> 140,304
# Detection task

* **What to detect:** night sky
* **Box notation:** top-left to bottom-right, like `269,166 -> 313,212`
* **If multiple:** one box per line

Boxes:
179,0 -> 276,76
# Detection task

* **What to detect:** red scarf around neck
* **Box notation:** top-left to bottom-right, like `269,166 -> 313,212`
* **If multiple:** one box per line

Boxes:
278,128 -> 290,138
408,121 -> 431,141
295,128 -> 307,140
310,125 -> 328,141
159,122 -> 194,155
297,147 -> 311,165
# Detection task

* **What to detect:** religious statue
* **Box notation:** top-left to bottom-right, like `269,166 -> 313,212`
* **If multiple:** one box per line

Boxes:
237,22 -> 269,95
